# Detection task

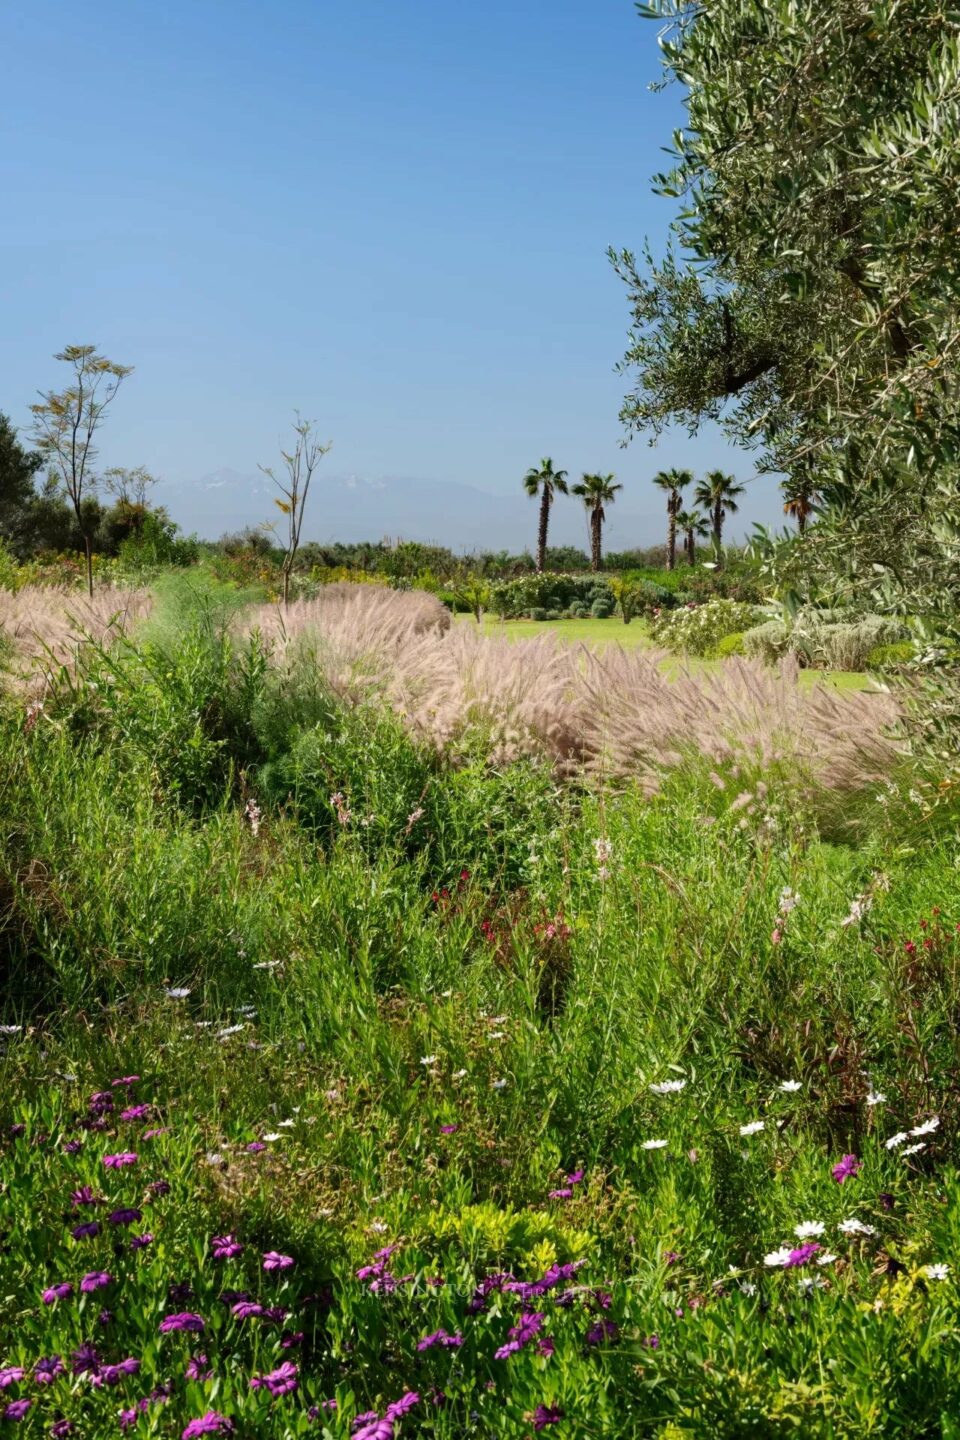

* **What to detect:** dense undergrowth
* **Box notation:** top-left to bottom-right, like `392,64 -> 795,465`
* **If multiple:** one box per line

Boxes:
2,577 -> 959,1437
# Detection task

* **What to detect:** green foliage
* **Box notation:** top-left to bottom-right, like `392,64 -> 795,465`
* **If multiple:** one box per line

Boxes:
715,630 -> 746,658
489,574 -> 615,619
867,641 -> 916,670
614,1 -> 960,625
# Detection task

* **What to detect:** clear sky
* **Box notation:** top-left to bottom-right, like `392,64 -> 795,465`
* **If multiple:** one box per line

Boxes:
1,0 -> 780,547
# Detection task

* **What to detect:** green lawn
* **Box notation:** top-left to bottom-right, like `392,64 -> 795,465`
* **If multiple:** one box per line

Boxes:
457,612 -> 873,691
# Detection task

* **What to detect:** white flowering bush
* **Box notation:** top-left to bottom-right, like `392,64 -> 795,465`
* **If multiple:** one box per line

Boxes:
648,598 -> 761,657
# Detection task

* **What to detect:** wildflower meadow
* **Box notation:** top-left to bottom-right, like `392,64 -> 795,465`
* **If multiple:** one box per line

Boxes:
2,577 -> 960,1438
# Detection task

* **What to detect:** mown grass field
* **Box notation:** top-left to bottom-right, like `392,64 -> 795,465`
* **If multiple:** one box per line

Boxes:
457,613 -> 872,691
0,576 -> 956,1439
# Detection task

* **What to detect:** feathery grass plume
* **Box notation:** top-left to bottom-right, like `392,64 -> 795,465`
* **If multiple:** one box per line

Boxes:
0,585 -> 153,689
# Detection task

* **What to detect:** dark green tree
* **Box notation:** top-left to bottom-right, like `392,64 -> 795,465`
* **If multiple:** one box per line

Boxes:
571,473 -> 622,571
523,458 -> 568,574
0,413 -> 43,552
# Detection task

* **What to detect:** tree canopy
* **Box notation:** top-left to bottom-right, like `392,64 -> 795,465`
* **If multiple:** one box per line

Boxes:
611,0 -> 960,624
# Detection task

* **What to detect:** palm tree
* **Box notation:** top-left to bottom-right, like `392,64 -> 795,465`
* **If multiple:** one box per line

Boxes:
694,470 -> 746,557
675,508 -> 710,565
652,468 -> 693,570
782,472 -> 820,534
523,458 -> 568,573
571,472 -> 622,572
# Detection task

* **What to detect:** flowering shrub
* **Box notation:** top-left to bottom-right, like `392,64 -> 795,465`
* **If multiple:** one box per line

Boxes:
648,598 -> 761,656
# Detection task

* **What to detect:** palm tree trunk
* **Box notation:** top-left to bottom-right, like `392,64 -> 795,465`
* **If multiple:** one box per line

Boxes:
536,490 -> 550,573
713,500 -> 723,558
687,529 -> 695,565
798,509 -> 807,535
84,532 -> 94,597
666,497 -> 677,570
591,510 -> 602,571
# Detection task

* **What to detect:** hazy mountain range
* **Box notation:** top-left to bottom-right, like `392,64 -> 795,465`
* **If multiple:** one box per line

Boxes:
160,469 -> 773,554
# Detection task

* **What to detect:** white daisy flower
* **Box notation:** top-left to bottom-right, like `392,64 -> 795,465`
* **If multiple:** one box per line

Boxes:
797,1276 -> 826,1294
778,1080 -> 802,1093
885,1131 -> 910,1149
642,1138 -> 668,1150
650,1080 -> 687,1095
166,987 -> 191,999
262,1132 -> 282,1142
924,1263 -> 950,1281
492,1078 -> 508,1090
420,1055 -> 438,1067
740,1121 -> 765,1136
452,1069 -> 468,1080
838,1218 -> 876,1236
369,1220 -> 388,1234
817,1253 -> 838,1266
794,1221 -> 825,1240
910,1116 -> 940,1137
764,1247 -> 793,1268
0,1025 -> 23,1035
216,1024 -> 245,1040
277,1119 -> 295,1128
487,1032 -> 507,1040
866,1092 -> 886,1106
901,1141 -> 926,1156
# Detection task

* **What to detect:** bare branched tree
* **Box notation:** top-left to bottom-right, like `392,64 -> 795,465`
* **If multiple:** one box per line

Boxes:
30,345 -> 133,595
259,413 -> 332,607
102,466 -> 158,507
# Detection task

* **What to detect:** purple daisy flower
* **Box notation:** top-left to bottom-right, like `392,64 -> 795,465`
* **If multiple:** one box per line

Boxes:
71,1221 -> 101,1240
42,1282 -> 73,1304
2,1400 -> 31,1421
109,1208 -> 143,1227
159,1313 -> 205,1334
181,1412 -> 234,1437
495,1310 -> 545,1360
130,1233 -> 154,1251
120,1104 -> 150,1121
832,1153 -> 862,1184
148,1180 -> 171,1197
262,1251 -> 294,1272
784,1242 -> 821,1268
246,1141 -> 266,1154
185,1355 -> 212,1382
69,1344 -> 100,1376
249,1361 -> 298,1397
51,1422 -> 75,1436
416,1329 -> 464,1351
211,1235 -> 242,1260
103,1152 -> 138,1169
70,1186 -> 98,1208
111,1076 -> 140,1088
80,1271 -> 112,1293
33,1356 -> 64,1386
230,1301 -> 264,1320
0,1371 -> 24,1390
533,1406 -> 564,1430
439,1124 -> 458,1134
62,1140 -> 83,1154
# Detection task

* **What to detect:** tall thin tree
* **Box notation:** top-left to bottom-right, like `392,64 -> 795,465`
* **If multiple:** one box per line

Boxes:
694,470 -> 746,558
523,457 -> 568,573
675,507 -> 710,565
260,413 -> 332,608
30,345 -> 132,596
652,467 -> 692,570
571,472 -> 622,572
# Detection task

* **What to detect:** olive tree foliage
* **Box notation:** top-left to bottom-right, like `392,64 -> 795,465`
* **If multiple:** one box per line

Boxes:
260,413 -> 332,607
29,345 -> 132,595
610,1 -> 960,630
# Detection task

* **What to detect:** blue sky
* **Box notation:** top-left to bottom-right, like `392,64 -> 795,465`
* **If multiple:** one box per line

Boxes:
1,0 -> 780,547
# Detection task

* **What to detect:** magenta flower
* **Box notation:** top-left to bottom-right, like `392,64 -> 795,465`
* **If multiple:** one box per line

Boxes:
416,1329 -> 463,1351
246,1142 -> 266,1154
92,1358 -> 141,1387
548,1187 -> 573,1200
262,1251 -> 294,1272
51,1422 -> 74,1437
159,1313 -> 205,1334
148,1180 -> 171,1196
142,1128 -> 170,1140
211,1235 -> 242,1260
585,1318 -> 619,1345
71,1185 -> 97,1208
80,1271 -> 112,1293
130,1233 -> 154,1251
33,1356 -> 64,1386
0,1371 -> 24,1390
103,1152 -> 138,1169
120,1104 -> 151,1121
784,1242 -> 822,1268
185,1355 -> 212,1382
439,1124 -> 458,1134
249,1361 -> 298,1397
42,1283 -> 73,1305
832,1153 -> 862,1184
111,1076 -> 140,1087
495,1310 -> 545,1359
231,1301 -> 264,1319
109,1208 -> 143,1227
71,1221 -> 101,1240
567,1168 -> 585,1185
534,1406 -> 564,1430
181,1414 -> 234,1438
2,1400 -> 31,1421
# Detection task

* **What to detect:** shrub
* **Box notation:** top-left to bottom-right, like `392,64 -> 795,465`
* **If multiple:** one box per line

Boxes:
867,640 -> 915,669
716,630 -> 746,658
528,607 -> 548,622
590,598 -> 615,619
649,599 -> 760,657
489,575 -> 614,619
743,619 -> 794,665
